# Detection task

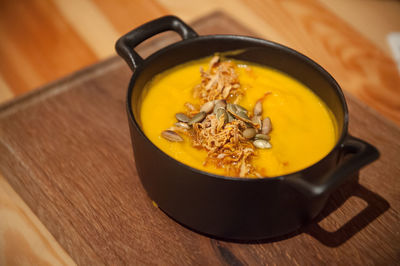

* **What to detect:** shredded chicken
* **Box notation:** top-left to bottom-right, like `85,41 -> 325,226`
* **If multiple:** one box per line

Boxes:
191,116 -> 258,177
191,56 -> 260,177
193,56 -> 243,104
163,55 -> 272,177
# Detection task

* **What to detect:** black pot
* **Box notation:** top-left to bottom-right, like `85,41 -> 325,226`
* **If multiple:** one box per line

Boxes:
116,16 -> 379,240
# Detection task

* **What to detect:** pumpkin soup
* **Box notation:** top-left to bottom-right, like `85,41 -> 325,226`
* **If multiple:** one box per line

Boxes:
140,56 -> 337,178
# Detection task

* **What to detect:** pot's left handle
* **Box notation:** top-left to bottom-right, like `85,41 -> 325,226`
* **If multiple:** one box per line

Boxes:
115,16 -> 198,71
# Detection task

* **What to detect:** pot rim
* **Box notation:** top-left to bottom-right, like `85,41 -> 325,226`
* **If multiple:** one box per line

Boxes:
126,34 -> 349,182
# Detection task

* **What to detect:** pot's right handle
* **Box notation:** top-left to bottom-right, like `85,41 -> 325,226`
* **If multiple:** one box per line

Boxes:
115,15 -> 198,71
286,135 -> 379,198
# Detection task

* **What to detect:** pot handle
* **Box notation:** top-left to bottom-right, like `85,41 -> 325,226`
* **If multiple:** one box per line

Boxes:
115,15 -> 198,71
286,135 -> 379,198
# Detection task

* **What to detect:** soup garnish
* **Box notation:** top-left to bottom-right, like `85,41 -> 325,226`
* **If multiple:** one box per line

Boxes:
140,55 -> 337,178
161,56 -> 273,177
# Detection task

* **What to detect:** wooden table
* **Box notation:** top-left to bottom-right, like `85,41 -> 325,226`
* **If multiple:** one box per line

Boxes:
0,1 -> 399,265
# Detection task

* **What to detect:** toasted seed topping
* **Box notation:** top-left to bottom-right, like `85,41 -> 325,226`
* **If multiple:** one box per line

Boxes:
200,101 -> 215,113
255,133 -> 271,141
175,112 -> 190,123
216,108 -> 228,124
261,117 -> 272,135
226,103 -> 256,125
235,104 -> 248,114
175,122 -> 190,129
226,103 -> 237,115
227,112 -> 235,123
253,139 -> 272,149
161,130 -> 184,142
236,111 -> 252,123
229,111 -> 252,125
252,115 -> 262,130
243,128 -> 256,139
253,100 -> 263,116
213,99 -> 227,114
188,111 -> 206,125
162,56 -> 274,177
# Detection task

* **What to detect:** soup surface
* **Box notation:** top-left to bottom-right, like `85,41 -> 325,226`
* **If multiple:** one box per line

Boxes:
139,56 -> 337,177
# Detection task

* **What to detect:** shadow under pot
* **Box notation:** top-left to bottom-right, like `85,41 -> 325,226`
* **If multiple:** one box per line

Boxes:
115,15 -> 379,240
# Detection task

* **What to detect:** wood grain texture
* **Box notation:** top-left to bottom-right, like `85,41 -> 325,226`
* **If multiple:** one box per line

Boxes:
319,0 -> 400,56
51,0 -> 120,58
0,0 -> 399,263
0,13 -> 399,265
0,174 -> 76,266
156,0 -> 400,125
241,0 -> 400,126
0,0 -> 99,96
0,0 -> 399,121
93,0 -> 168,34
0,75 -> 13,103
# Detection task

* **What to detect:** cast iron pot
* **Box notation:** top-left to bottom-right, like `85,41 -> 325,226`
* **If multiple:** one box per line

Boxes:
116,16 -> 379,240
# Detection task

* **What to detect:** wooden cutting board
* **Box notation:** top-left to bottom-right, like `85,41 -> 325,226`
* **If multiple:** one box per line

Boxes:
0,12 -> 399,265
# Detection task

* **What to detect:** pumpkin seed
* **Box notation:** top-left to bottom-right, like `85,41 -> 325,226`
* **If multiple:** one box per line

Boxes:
213,99 -> 226,113
226,103 -> 237,115
175,112 -> 190,123
243,128 -> 256,139
261,117 -> 272,135
253,139 -> 272,149
161,130 -> 183,142
216,108 -> 228,124
235,104 -> 248,114
234,111 -> 253,124
200,101 -> 215,113
253,100 -> 263,116
175,122 -> 190,129
226,103 -> 254,124
255,134 -> 270,141
227,112 -> 235,123
236,111 -> 252,123
252,115 -> 262,129
188,111 -> 206,125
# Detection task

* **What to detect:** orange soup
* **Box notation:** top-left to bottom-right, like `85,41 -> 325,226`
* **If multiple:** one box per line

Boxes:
139,56 -> 337,177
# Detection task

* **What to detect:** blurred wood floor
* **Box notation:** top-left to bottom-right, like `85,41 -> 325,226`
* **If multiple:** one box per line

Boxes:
1,0 -> 399,124
0,0 -> 399,265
